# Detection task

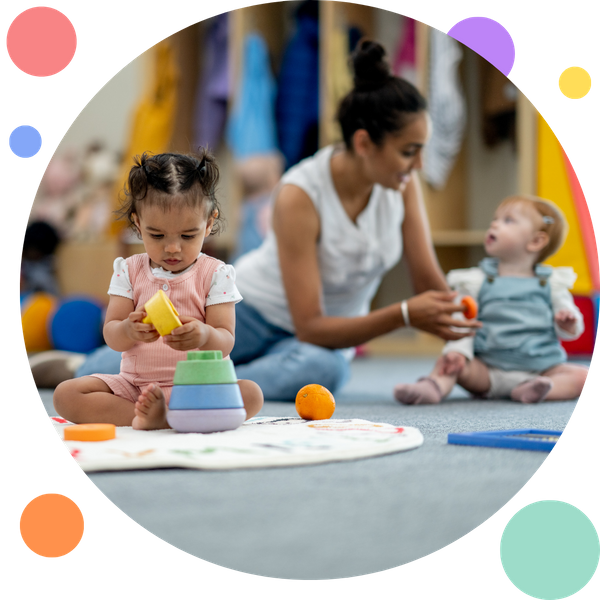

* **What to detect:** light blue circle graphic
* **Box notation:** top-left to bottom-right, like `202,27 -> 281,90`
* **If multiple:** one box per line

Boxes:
501,501 -> 599,599
9,125 -> 42,158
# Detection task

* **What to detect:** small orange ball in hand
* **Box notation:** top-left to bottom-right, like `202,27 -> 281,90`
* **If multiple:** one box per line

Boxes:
461,295 -> 478,319
295,384 -> 336,420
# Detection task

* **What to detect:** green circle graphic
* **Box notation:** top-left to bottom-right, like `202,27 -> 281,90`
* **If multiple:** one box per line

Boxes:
501,501 -> 599,599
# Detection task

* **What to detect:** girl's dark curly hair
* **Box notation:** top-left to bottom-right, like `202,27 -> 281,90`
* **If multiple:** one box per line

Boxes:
117,148 -> 224,236
337,39 -> 428,149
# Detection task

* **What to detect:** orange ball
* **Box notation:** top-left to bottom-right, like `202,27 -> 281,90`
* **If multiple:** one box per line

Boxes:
295,384 -> 336,420
461,295 -> 478,319
21,293 -> 57,352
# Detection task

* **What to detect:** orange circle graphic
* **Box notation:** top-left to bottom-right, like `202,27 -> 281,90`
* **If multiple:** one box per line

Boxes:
20,494 -> 84,557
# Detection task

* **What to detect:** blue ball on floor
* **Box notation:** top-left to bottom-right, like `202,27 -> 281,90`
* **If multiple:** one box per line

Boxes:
50,296 -> 104,353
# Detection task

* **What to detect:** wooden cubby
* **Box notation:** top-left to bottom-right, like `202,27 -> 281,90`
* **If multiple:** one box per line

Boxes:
53,1 -> 538,356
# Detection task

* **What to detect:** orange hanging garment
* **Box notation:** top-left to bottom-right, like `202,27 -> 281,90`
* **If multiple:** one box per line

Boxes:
109,41 -> 179,236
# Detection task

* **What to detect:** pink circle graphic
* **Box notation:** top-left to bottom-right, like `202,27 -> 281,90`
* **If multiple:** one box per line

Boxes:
7,7 -> 77,77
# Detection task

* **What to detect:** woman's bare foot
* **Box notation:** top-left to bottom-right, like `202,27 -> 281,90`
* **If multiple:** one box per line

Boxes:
132,383 -> 170,430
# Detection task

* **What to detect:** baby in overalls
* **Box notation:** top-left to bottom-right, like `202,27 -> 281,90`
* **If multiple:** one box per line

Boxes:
394,195 -> 589,404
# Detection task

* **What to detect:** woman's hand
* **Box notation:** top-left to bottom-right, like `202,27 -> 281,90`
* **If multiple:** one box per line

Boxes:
405,291 -> 481,341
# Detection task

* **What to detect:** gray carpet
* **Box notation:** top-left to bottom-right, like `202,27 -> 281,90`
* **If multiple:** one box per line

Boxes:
38,356 -> 580,580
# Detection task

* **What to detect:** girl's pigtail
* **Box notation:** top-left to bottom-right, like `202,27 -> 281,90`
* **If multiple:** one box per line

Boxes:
128,153 -> 150,201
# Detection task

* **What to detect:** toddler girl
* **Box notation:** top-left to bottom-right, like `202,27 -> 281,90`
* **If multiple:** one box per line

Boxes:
394,195 -> 589,404
54,150 -> 264,429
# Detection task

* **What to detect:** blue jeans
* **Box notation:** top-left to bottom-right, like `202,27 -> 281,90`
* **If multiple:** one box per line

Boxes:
75,345 -> 121,378
76,302 -> 351,402
231,302 -> 351,401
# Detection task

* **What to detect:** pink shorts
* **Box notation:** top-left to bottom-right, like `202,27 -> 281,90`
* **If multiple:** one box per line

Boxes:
91,374 -> 173,404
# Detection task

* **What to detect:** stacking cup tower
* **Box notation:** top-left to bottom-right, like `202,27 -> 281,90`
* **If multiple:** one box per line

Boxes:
167,351 -> 246,433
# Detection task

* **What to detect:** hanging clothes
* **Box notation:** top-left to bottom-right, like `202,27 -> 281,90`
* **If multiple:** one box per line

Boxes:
322,22 -> 353,146
275,0 -> 320,168
348,26 -> 363,53
423,28 -> 467,190
393,17 -> 418,87
110,40 -> 179,236
226,33 -> 278,160
194,13 -> 229,151
479,53 -> 517,147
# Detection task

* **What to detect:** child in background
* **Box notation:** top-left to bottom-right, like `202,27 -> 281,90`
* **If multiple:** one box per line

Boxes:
54,150 -> 263,429
394,195 -> 588,404
21,221 -> 61,297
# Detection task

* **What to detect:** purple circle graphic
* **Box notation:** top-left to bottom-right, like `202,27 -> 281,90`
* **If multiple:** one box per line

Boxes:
448,17 -> 515,76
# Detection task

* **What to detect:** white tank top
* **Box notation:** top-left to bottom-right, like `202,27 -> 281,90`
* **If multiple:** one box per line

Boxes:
234,145 -> 405,333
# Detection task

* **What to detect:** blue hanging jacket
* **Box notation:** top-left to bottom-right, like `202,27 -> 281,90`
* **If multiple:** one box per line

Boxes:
226,33 -> 278,160
275,8 -> 320,168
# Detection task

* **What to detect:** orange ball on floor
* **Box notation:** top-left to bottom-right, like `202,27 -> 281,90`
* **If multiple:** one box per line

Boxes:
295,384 -> 336,420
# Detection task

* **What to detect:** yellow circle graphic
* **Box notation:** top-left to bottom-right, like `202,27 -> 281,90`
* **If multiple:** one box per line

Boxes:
559,67 -> 591,99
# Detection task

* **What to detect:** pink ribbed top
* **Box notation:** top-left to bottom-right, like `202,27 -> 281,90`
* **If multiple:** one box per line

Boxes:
120,253 -> 223,387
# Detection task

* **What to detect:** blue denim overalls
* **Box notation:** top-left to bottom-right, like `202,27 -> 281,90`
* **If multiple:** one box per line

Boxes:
473,258 -> 566,372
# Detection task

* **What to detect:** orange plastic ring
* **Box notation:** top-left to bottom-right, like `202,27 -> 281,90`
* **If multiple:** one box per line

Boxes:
461,296 -> 478,319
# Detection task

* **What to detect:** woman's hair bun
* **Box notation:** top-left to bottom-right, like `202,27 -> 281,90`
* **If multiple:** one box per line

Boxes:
338,39 -> 427,148
351,39 -> 391,91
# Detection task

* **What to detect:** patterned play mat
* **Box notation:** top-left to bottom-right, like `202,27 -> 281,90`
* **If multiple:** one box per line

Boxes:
51,416 -> 424,472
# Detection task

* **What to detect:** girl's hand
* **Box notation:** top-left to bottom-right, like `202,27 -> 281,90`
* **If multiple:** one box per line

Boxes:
555,309 -> 578,335
405,291 -> 481,341
441,352 -> 467,375
125,310 -> 160,344
164,315 -> 210,351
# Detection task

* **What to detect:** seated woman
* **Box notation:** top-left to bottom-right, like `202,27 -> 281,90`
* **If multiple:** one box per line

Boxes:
229,39 -> 478,400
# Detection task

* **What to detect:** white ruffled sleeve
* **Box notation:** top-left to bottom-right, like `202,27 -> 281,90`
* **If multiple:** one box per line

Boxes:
446,267 -> 486,297
549,267 -> 584,340
107,257 -> 133,299
441,267 -> 485,360
206,264 -> 243,306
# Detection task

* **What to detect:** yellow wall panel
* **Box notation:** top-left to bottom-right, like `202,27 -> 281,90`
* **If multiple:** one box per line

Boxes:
537,115 -> 591,295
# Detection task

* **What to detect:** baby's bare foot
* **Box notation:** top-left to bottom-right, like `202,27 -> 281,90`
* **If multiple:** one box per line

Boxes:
394,377 -> 443,405
511,377 -> 553,404
132,383 -> 170,430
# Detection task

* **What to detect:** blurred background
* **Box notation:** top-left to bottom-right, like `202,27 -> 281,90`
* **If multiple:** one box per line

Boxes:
21,0 -> 598,360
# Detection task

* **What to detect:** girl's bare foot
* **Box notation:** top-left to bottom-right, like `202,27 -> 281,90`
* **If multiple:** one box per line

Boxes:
510,377 -> 553,404
132,383 -> 170,430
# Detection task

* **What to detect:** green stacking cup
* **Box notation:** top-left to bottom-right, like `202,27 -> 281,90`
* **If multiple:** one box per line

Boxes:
173,351 -> 238,385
